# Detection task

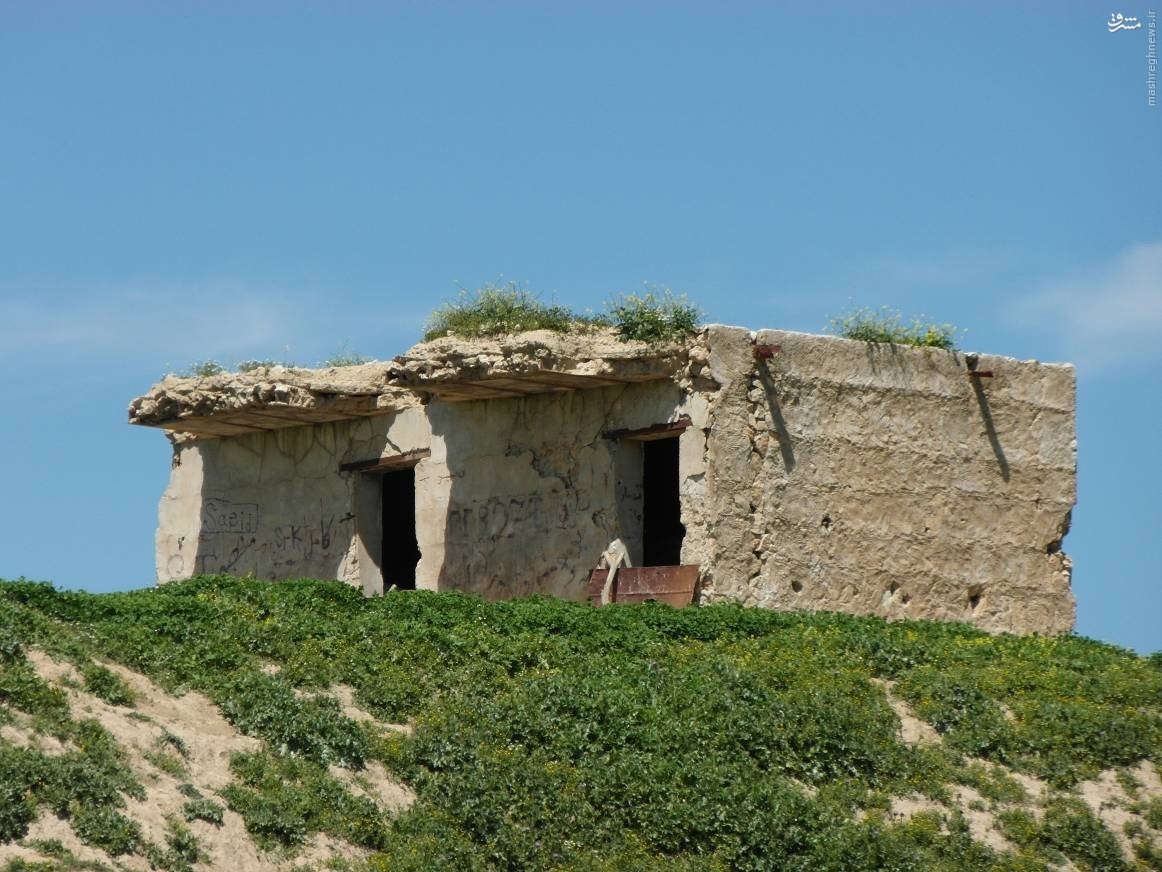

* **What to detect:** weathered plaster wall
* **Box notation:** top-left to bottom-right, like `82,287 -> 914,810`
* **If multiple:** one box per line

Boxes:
154,378 -> 703,603
151,325 -> 1076,635
429,379 -> 705,600
156,407 -> 437,587
688,326 -> 1076,635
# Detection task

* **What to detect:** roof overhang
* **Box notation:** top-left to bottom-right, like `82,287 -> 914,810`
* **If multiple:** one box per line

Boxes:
128,330 -> 693,437
137,395 -> 398,437
128,363 -> 417,437
386,329 -> 688,402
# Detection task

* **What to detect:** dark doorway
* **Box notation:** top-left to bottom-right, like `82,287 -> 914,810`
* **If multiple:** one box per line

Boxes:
381,467 -> 419,590
642,437 -> 684,566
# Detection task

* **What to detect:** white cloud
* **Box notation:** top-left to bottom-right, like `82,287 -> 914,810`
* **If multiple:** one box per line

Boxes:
1009,240 -> 1162,373
860,248 -> 1026,289
0,277 -> 423,371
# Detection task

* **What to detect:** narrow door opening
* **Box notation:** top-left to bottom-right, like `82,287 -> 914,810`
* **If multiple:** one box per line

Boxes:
642,437 -> 684,566
381,467 -> 420,590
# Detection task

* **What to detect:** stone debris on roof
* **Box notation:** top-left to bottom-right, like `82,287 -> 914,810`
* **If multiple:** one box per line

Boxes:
128,362 -> 419,437
386,328 -> 690,401
128,330 -> 692,435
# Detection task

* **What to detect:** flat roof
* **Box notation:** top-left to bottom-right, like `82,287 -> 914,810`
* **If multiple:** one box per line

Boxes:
129,329 -> 687,436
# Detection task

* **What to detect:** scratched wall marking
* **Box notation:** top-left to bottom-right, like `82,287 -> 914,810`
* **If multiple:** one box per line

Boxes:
201,498 -> 259,534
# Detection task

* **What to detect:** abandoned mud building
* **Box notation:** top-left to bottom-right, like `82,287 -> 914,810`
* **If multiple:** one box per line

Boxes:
128,325 -> 1077,635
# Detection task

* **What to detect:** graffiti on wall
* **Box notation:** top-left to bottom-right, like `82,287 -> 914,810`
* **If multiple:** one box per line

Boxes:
271,515 -> 345,559
444,490 -> 610,595
201,498 -> 259,534
448,495 -> 548,543
446,482 -> 607,543
184,497 -> 353,577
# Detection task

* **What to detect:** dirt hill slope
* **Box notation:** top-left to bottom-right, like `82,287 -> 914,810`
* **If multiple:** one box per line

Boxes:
0,576 -> 1159,871
1,648 -> 410,871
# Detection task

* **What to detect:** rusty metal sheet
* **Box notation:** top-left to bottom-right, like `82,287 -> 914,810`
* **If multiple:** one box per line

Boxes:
603,417 -> 692,442
587,569 -> 608,606
340,448 -> 431,473
587,565 -> 699,607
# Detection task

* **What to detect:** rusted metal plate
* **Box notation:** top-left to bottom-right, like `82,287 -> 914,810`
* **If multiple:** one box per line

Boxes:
587,565 -> 700,607
603,417 -> 692,441
340,448 -> 431,473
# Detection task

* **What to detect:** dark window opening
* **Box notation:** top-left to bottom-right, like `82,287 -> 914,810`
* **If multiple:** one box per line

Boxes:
381,467 -> 420,590
642,437 -> 684,566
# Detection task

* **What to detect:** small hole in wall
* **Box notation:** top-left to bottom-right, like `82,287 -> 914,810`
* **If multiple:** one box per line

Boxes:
1046,539 -> 1061,555
820,515 -> 832,530
967,586 -> 984,611
901,593 -> 911,605
791,580 -> 803,593
887,581 -> 899,596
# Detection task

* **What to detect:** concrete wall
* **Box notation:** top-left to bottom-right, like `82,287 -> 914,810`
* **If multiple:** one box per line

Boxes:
156,379 -> 705,602
685,327 -> 1076,634
428,379 -> 703,599
156,407 -> 436,588
153,325 -> 1076,634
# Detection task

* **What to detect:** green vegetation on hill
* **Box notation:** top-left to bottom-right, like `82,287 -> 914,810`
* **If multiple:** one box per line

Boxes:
0,576 -> 1160,870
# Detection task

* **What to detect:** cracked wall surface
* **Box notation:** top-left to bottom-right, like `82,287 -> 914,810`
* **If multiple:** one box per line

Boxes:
150,325 -> 1076,634
428,380 -> 702,599
157,407 -> 436,586
689,326 -> 1076,634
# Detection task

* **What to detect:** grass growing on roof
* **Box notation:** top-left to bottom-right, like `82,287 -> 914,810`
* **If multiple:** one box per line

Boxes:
174,360 -> 225,378
322,341 -> 373,367
827,305 -> 960,350
422,282 -> 607,341
235,358 -> 280,373
606,288 -> 701,343
422,280 -> 703,343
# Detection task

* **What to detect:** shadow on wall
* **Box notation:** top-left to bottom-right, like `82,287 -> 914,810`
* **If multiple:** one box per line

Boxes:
861,343 -> 1011,483
429,382 -> 686,600
755,361 -> 795,474
968,369 -> 1011,482
861,340 -> 915,376
188,422 -> 386,582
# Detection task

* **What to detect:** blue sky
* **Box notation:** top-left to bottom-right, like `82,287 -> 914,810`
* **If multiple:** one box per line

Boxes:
1,2 -> 1158,651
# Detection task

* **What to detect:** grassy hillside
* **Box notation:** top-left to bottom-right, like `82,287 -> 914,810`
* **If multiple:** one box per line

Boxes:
0,576 -> 1160,871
